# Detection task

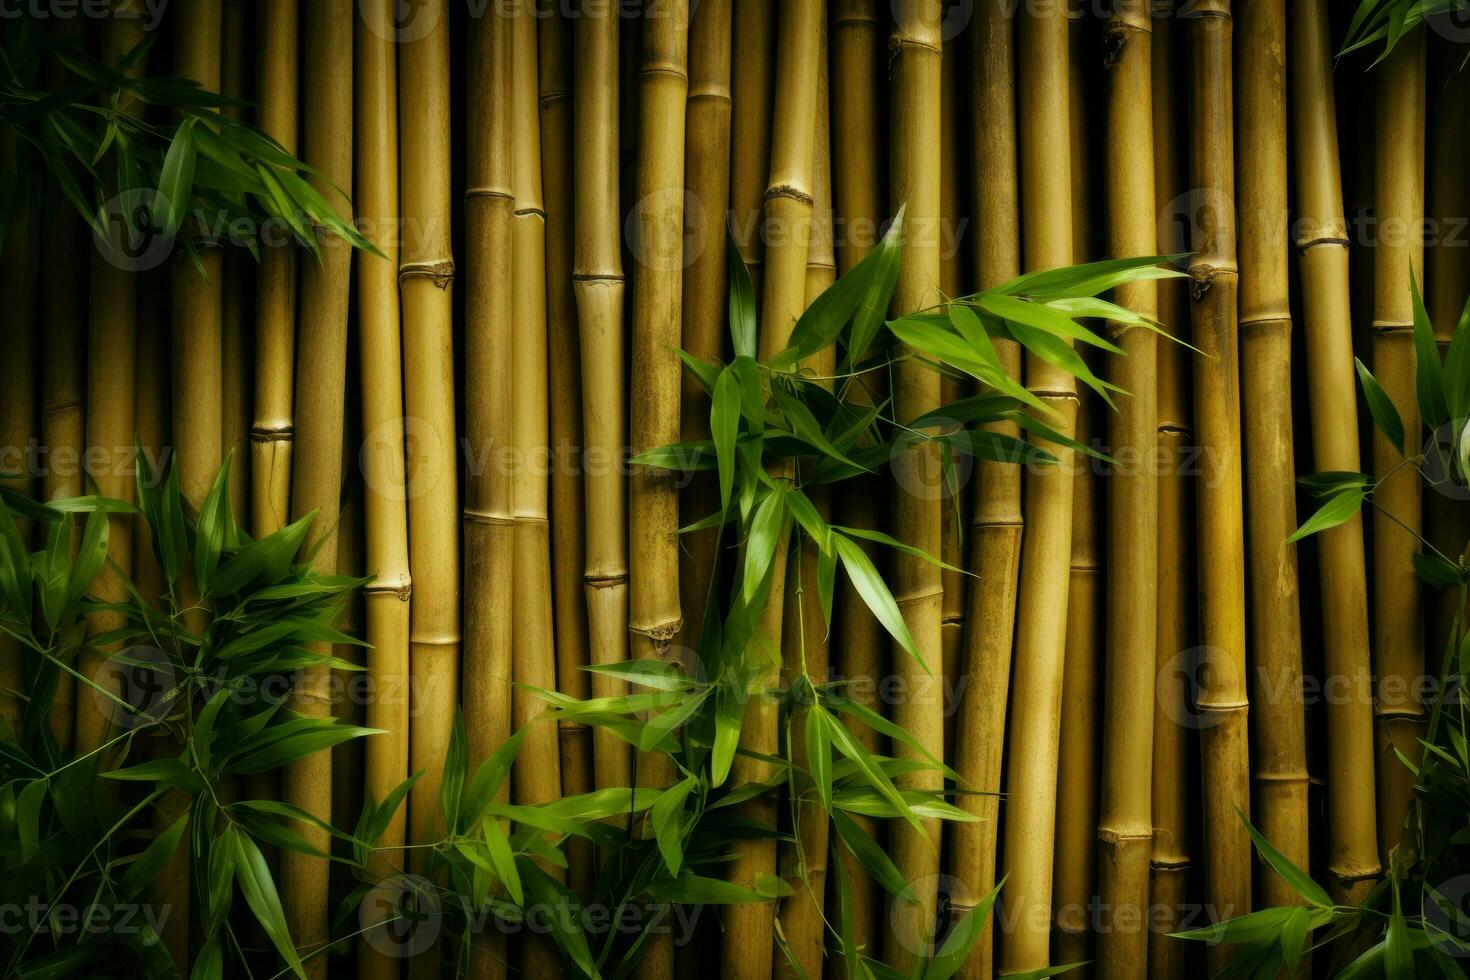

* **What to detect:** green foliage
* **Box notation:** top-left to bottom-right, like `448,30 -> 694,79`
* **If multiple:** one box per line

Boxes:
1341,0 -> 1470,64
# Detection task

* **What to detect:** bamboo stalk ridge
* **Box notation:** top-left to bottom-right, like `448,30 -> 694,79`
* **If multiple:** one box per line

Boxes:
949,2 -> 1021,976
1149,10 -> 1195,971
282,2 -> 354,972
251,0 -> 298,539
397,5 -> 460,977
677,0 -> 731,658
355,3 -> 412,977
220,0 -> 251,523
997,3 -> 1078,972
1233,0 -> 1310,912
540,0 -> 595,899
1371,27 -> 1428,865
829,2 -> 888,957
1183,2 -> 1253,956
573,0 -> 633,796
728,0 -> 774,299
1289,0 -> 1381,905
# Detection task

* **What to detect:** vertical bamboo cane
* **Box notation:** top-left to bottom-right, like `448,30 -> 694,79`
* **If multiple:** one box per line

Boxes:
1184,4 -> 1252,957
573,0 -> 632,795
1096,6 -> 1160,976
829,2 -> 888,959
1371,27 -> 1428,865
997,3 -> 1077,972
678,0 -> 732,657
1289,0 -> 1381,906
950,3 -> 1021,976
220,0 -> 251,521
252,0 -> 297,539
398,6 -> 460,978
884,2 -> 943,971
282,2 -> 353,972
1234,0 -> 1309,911
1149,8 -> 1194,975
729,0 -> 775,300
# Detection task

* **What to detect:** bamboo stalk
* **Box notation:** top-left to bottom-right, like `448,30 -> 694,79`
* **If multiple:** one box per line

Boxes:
828,1 -> 888,958
1183,3 -> 1252,957
1370,27 -> 1428,866
355,4 -> 411,977
729,0 -> 775,300
1233,0 -> 1309,912
949,2 -> 1021,976
573,0 -> 633,796
252,0 -> 297,540
774,33 -> 833,978
398,4 -> 460,977
221,0 -> 251,522
1095,5 -> 1161,976
677,0 -> 732,661
1148,8 -> 1193,975
997,3 -> 1077,972
282,2 -> 353,972
1289,0 -> 1381,905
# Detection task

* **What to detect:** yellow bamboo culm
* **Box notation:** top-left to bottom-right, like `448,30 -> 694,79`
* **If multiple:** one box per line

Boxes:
355,3 -> 412,978
1371,26 -> 1428,867
1149,7 -> 1194,976
677,0 -> 731,657
729,0 -> 774,301
252,0 -> 298,539
950,2 -> 1021,976
282,3 -> 354,973
1289,0 -> 1381,906
997,3 -> 1077,973
220,0 -> 251,523
397,4 -> 460,978
1234,0 -> 1310,913
1095,6 -> 1159,976
829,0 -> 887,957
1183,5 -> 1253,962
573,0 -> 633,797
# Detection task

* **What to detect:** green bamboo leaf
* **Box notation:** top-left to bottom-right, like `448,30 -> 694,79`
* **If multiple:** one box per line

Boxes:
1279,906 -> 1311,974
976,293 -> 1123,354
806,703 -> 833,812
712,368 -> 740,513
830,809 -> 917,905
923,876 -> 1005,980
651,775 -> 696,875
728,224 -> 757,359
232,829 -> 306,978
832,533 -> 921,670
155,116 -> 197,237
482,817 -> 523,905
823,710 -> 921,834
845,205 -> 906,371
1355,357 -> 1405,455
743,488 -> 788,604
1286,488 -> 1365,544
442,714 -> 467,831
1239,812 -> 1334,910
64,508 -> 109,607
462,727 -> 527,828
646,874 -> 774,905
1411,273 -> 1449,429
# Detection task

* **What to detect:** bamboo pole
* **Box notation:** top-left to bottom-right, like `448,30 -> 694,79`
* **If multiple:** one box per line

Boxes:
1095,6 -> 1162,976
1289,0 -> 1381,906
774,34 -> 833,978
1371,27 -> 1428,866
1148,8 -> 1193,975
729,0 -> 775,300
997,3 -> 1077,972
573,0 -> 632,796
221,0 -> 251,522
726,4 -> 821,976
1184,3 -> 1252,956
950,2 -> 1021,976
282,2 -> 353,972
828,1 -> 887,957
355,3 -> 411,977
252,0 -> 297,539
398,5 -> 460,978
1234,0 -> 1309,912
677,0 -> 731,658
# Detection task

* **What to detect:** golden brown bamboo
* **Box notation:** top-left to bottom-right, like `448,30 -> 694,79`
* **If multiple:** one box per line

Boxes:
997,4 -> 1078,972
728,0 -> 775,299
677,0 -> 732,658
220,0 -> 251,522
252,0 -> 297,538
774,36 -> 833,978
398,6 -> 459,979
1371,27 -> 1428,865
1184,4 -> 1252,958
1290,0 -> 1381,905
354,4 -> 411,978
949,3 -> 1021,976
828,2 -> 888,959
1234,0 -> 1310,912
281,2 -> 353,972
1148,8 -> 1193,975
333,441 -> 365,833
573,0 -> 633,797
882,2 -> 944,971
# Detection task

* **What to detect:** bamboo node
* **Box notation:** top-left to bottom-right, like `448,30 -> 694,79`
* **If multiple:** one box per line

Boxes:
465,187 -> 515,202
1098,827 -> 1154,846
365,576 -> 412,602
1368,320 -> 1414,337
1327,863 -> 1383,887
763,184 -> 815,207
399,260 -> 455,289
585,573 -> 629,590
249,424 -> 294,443
557,719 -> 592,734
